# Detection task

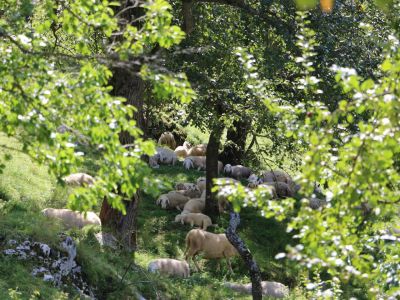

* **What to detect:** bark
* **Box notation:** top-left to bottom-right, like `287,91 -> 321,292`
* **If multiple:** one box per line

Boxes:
225,210 -> 263,300
220,119 -> 250,165
100,190 -> 141,251
205,125 -> 224,219
109,67 -> 145,145
182,0 -> 194,35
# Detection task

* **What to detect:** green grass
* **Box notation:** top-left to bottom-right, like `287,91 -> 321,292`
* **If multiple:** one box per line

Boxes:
0,134 -> 305,299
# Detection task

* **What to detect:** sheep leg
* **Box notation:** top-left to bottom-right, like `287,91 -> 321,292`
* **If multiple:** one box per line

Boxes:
226,257 -> 233,273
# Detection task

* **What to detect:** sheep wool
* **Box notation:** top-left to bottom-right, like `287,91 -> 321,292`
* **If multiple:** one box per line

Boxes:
63,173 -> 95,187
224,281 -> 289,298
158,132 -> 176,150
42,208 -> 101,229
185,229 -> 238,272
148,259 -> 190,278
174,213 -> 212,230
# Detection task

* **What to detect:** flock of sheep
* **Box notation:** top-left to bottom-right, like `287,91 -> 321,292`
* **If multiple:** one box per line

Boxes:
40,131 -> 324,296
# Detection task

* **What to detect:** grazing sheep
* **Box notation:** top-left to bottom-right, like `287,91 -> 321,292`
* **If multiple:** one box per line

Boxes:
183,156 -> 206,171
223,164 -> 253,180
185,229 -> 238,272
156,192 -> 190,210
224,281 -> 289,298
174,141 -> 191,158
63,173 -> 95,187
157,147 -> 177,166
148,259 -> 190,278
42,208 -> 101,229
158,132 -> 176,150
174,213 -> 213,230
175,182 -> 198,191
259,170 -> 294,186
182,198 -> 205,214
262,182 -> 294,198
197,177 -> 206,193
187,143 -> 207,156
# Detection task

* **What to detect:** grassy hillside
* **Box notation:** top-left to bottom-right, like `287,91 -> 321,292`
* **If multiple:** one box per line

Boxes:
0,135 -> 306,299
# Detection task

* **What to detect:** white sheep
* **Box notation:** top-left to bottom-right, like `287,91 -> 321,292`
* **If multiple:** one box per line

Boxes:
224,281 -> 289,298
148,258 -> 190,278
187,143 -> 207,156
174,213 -> 213,230
183,156 -> 206,171
156,192 -> 190,210
185,229 -> 238,272
63,173 -> 95,187
181,198 -> 205,214
42,208 -> 101,229
158,132 -> 176,150
214,177 -> 241,212
157,147 -> 177,166
174,141 -> 191,158
223,164 -> 253,180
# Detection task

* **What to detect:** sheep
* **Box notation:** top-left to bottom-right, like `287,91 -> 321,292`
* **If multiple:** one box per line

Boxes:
156,192 -> 190,210
261,182 -> 294,198
148,259 -> 190,278
308,197 -> 327,210
156,147 -> 177,166
177,188 -> 202,199
224,281 -> 289,298
183,156 -> 206,171
259,170 -> 294,186
214,177 -> 241,212
175,182 -> 198,191
187,143 -> 207,156
174,141 -> 191,158
174,213 -> 213,230
197,177 -> 206,192
42,208 -> 101,229
158,132 -> 176,150
223,164 -> 253,180
149,153 -> 161,168
184,229 -> 238,272
181,198 -> 205,214
63,173 -> 95,187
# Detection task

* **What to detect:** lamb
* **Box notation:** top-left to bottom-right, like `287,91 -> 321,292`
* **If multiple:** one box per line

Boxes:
174,213 -> 213,230
187,143 -> 207,156
156,191 -> 190,210
174,141 -> 191,158
181,198 -> 205,214
185,229 -> 238,272
42,208 -> 101,229
148,259 -> 190,278
223,164 -> 253,180
224,281 -> 289,298
63,173 -> 95,187
158,132 -> 176,150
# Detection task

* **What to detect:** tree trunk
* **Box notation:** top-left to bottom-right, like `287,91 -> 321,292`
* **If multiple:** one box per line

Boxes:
220,120 -> 249,165
109,67 -> 145,145
100,190 -> 141,251
226,210 -> 263,300
205,125 -> 224,219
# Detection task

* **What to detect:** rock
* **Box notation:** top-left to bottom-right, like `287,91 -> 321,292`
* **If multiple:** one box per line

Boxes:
94,232 -> 118,249
224,281 -> 289,298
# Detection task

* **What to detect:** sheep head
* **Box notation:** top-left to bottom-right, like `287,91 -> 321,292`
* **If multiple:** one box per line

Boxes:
183,158 -> 194,170
247,174 -> 258,184
161,197 -> 170,209
174,214 -> 183,222
183,141 -> 191,149
224,164 -> 232,175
